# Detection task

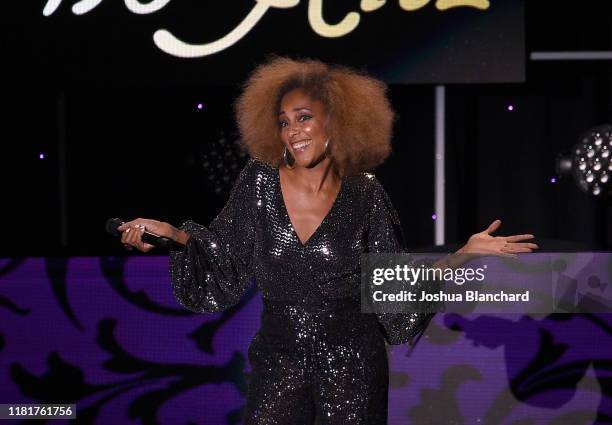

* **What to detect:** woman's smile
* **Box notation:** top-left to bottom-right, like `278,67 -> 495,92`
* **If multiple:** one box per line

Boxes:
291,139 -> 312,153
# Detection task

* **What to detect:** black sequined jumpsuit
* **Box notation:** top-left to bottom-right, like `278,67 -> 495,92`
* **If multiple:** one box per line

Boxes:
169,159 -> 434,424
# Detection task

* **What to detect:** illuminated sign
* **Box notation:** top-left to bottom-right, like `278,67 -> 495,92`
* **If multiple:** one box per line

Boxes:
42,0 -> 490,58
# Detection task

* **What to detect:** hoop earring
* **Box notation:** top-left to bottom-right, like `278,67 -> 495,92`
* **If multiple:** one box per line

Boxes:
283,147 -> 295,169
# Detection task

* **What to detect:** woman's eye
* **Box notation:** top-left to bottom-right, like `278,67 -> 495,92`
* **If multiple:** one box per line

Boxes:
279,121 -> 287,128
299,115 -> 312,122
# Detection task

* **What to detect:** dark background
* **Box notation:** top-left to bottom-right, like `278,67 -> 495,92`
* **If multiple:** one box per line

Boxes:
2,1 -> 612,256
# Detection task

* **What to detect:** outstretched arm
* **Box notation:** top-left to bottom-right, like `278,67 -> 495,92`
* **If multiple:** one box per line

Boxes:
118,160 -> 258,313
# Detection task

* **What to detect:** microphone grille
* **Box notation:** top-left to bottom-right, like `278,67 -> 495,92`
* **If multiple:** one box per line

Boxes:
106,218 -> 125,237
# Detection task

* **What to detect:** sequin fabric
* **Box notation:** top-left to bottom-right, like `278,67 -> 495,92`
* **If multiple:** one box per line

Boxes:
169,158 -> 435,424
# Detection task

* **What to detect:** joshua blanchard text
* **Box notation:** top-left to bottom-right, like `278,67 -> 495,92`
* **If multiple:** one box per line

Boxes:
373,290 -> 530,302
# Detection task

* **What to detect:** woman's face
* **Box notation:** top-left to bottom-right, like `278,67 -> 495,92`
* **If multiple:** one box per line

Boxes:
279,88 -> 330,169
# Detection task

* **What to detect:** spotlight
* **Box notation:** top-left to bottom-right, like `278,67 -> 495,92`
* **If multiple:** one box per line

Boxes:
556,124 -> 612,197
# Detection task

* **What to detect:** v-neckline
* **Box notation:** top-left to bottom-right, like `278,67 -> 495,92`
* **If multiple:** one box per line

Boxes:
276,167 -> 345,248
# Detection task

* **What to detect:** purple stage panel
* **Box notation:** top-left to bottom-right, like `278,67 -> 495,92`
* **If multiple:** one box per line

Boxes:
0,257 -> 609,424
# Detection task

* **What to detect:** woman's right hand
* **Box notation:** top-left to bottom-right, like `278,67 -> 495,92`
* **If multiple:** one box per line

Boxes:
117,218 -> 185,253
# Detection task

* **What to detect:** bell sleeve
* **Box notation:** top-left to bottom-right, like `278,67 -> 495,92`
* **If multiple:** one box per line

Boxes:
365,175 -> 438,347
168,159 -> 257,313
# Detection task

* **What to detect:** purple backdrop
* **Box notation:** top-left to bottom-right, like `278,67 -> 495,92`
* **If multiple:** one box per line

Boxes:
0,257 -> 610,424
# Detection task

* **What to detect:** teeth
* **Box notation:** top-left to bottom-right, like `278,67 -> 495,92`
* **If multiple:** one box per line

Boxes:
292,141 -> 311,150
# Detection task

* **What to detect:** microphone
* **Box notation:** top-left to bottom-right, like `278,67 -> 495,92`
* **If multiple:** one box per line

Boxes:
105,218 -> 185,250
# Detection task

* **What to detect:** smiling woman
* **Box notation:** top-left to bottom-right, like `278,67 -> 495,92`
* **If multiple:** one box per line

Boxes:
115,56 -> 538,424
236,56 -> 395,176
277,88 -> 340,245
235,57 -> 397,252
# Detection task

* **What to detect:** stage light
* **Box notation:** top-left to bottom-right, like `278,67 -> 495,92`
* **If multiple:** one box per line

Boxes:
550,177 -> 557,184
196,103 -> 204,110
556,124 -> 612,197
201,131 -> 248,196
39,153 -> 45,160
507,105 -> 514,112
432,213 -> 437,220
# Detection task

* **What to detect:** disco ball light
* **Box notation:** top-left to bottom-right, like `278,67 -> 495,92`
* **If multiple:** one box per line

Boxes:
557,124 -> 612,197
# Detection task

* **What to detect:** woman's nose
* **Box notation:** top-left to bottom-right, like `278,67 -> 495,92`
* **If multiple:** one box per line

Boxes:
288,125 -> 299,136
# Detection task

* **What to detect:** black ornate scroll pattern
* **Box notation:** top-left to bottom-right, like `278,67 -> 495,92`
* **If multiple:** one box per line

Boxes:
0,264 -> 29,366
75,382 -> 149,424
99,257 -> 194,317
98,318 -> 248,424
579,313 -> 612,337
514,315 -> 612,423
0,258 -> 25,277
444,313 -> 612,424
102,252 -> 260,355
0,295 -> 27,358
408,365 -> 481,425
10,350 -> 106,401
0,258 -> 30,320
0,295 -> 29,315
44,258 -> 83,331
10,319 -> 248,425
511,329 -> 580,401
188,283 -> 258,354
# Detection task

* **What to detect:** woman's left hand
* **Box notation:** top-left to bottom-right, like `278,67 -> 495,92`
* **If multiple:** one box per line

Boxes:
458,219 -> 538,257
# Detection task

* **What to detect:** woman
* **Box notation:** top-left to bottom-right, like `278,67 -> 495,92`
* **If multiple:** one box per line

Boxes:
118,57 -> 537,424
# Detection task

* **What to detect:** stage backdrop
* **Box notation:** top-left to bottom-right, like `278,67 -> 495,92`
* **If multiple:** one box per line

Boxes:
6,0 -> 524,86
0,256 -> 610,424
